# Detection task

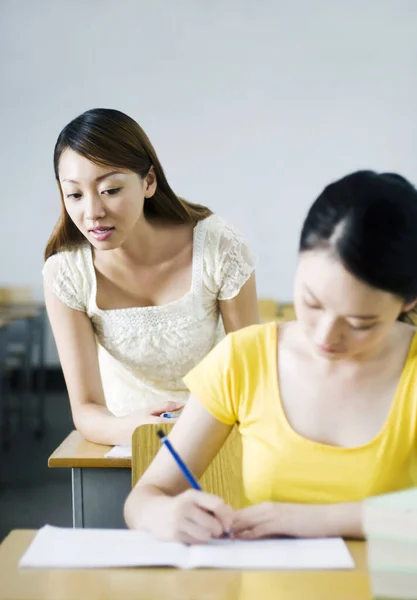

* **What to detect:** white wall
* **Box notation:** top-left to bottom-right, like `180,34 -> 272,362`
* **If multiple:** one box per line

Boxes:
1,0 -> 416,364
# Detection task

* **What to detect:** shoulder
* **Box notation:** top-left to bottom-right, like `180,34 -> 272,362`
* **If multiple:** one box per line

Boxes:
196,214 -> 226,249
398,322 -> 417,365
43,244 -> 92,312
227,322 -> 275,357
199,213 -> 243,244
193,323 -> 271,371
205,323 -> 274,374
198,213 -> 226,232
183,323 -> 273,424
198,214 -> 255,300
202,214 -> 252,263
43,244 -> 91,277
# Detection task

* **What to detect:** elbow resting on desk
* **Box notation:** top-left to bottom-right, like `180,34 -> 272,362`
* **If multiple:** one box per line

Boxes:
71,402 -> 136,446
71,399 -> 181,446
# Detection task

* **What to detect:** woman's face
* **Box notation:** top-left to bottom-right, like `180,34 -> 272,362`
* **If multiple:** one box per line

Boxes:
293,250 -> 410,360
58,149 -> 156,250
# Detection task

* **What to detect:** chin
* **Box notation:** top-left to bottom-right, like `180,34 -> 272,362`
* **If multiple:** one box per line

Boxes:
315,345 -> 348,359
322,352 -> 346,361
89,240 -> 118,251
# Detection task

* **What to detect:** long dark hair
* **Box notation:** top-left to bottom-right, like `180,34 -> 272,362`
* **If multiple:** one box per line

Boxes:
299,170 -> 417,323
45,108 -> 212,259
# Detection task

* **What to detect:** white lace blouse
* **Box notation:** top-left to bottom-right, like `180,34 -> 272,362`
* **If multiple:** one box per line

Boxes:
43,215 -> 255,416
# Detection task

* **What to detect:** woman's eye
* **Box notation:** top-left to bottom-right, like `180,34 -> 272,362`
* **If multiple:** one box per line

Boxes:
102,187 -> 121,195
304,301 -> 320,310
66,193 -> 82,200
349,323 -> 376,331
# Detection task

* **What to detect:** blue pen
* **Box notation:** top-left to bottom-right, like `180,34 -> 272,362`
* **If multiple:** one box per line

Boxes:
156,429 -> 202,490
161,410 -> 183,419
156,429 -> 231,537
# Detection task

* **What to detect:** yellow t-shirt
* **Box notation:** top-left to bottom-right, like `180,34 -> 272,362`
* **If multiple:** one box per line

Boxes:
183,322 -> 417,506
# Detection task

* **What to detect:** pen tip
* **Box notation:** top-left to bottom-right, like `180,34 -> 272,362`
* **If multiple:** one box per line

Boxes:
156,429 -> 165,439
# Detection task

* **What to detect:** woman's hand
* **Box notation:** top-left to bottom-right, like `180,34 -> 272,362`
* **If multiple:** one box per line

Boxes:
132,401 -> 184,425
232,501 -> 364,539
140,489 -> 234,545
232,502 -> 293,539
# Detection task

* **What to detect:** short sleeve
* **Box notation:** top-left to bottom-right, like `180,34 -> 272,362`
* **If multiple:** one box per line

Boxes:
203,216 -> 256,302
42,250 -> 88,312
183,333 -> 239,425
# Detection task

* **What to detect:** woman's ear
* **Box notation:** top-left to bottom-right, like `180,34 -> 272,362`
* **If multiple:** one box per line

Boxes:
402,299 -> 417,313
144,166 -> 157,198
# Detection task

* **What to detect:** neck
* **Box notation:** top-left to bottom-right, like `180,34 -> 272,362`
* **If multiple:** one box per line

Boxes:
111,216 -> 165,267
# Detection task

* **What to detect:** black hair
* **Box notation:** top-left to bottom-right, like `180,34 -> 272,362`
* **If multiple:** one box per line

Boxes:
299,170 -> 417,323
45,108 -> 211,259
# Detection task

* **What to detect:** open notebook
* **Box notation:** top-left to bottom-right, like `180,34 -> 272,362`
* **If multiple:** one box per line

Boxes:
19,525 -> 354,570
104,445 -> 132,459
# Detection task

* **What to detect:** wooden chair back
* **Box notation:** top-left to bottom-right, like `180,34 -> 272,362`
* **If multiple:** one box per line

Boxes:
132,424 -> 243,508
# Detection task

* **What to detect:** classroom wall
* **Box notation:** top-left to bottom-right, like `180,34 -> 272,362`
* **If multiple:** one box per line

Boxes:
1,0 -> 416,364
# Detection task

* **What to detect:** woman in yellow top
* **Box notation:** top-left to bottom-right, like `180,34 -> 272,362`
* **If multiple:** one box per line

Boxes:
125,170 -> 417,544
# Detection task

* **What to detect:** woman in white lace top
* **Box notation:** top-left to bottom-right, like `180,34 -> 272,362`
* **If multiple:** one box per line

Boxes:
43,109 -> 259,445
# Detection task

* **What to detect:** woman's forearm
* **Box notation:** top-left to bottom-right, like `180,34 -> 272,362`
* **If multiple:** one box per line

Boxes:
312,501 -> 364,539
283,500 -> 365,539
72,398 -> 183,445
72,403 -> 141,445
124,484 -> 169,530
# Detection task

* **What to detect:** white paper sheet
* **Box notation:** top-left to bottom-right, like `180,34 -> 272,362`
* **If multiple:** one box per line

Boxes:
19,525 -> 355,570
104,445 -> 132,459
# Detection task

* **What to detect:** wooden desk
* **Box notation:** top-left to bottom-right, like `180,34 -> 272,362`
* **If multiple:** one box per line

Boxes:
49,431 -> 131,529
0,530 -> 372,600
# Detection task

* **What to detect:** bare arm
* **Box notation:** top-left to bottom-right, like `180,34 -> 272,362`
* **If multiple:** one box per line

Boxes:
124,392 -> 365,541
124,395 -> 233,537
44,283 -> 178,445
219,272 -> 260,334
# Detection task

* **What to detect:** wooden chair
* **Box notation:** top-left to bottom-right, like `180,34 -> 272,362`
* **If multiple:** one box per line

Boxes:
132,424 -> 243,508
258,298 -> 279,322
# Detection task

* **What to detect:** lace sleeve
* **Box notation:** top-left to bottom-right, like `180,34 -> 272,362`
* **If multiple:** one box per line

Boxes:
204,216 -> 256,301
42,251 -> 87,312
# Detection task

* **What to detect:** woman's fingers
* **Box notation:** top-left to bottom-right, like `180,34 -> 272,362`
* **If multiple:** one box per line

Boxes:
234,523 -> 272,539
191,491 -> 234,534
232,505 -> 263,533
186,504 -> 224,539
180,518 -> 218,544
150,401 -> 184,416
232,503 -> 282,539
